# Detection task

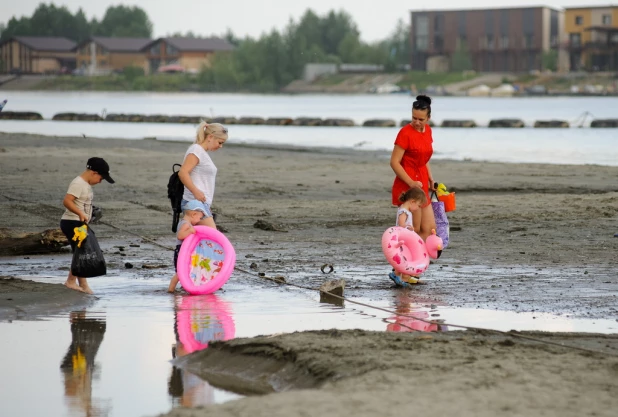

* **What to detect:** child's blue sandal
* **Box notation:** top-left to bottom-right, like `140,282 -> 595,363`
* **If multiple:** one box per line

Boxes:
388,272 -> 406,287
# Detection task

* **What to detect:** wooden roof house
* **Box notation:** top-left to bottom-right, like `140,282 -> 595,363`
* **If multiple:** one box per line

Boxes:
0,36 -> 76,74
142,37 -> 235,73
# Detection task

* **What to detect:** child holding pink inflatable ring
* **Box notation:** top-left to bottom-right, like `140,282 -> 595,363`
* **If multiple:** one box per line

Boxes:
168,200 -> 209,293
389,188 -> 427,286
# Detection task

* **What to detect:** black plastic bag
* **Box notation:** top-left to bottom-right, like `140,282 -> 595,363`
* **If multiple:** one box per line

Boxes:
71,226 -> 107,278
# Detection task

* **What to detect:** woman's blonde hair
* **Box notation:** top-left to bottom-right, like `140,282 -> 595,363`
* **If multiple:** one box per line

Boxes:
195,121 -> 228,144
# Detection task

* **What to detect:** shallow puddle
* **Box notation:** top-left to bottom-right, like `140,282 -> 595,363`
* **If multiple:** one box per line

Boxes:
1,273 -> 616,417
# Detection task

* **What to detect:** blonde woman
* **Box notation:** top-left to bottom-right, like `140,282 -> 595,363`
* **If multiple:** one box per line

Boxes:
178,121 -> 228,229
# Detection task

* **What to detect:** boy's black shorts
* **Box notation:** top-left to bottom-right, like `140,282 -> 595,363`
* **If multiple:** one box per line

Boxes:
173,244 -> 182,269
59,220 -> 85,252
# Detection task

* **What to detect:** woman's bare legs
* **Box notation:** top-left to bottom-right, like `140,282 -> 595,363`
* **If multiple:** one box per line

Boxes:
417,203 -> 436,241
197,216 -> 216,228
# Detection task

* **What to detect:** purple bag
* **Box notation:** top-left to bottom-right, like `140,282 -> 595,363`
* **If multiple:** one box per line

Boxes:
431,192 -> 450,249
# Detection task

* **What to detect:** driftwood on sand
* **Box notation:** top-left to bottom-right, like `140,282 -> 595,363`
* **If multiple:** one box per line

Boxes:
0,228 -> 69,256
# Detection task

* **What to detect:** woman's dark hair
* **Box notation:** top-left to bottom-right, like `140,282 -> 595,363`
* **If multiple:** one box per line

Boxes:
398,187 -> 427,205
412,94 -> 432,117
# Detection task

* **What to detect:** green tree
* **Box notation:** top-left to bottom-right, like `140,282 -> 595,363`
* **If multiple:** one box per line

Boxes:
295,10 -> 323,51
0,3 -> 152,42
319,10 -> 359,55
384,19 -> 410,68
198,53 -> 243,91
197,7 -> 400,92
337,31 -> 362,62
1,15 -> 32,40
262,31 -> 291,89
542,50 -> 558,71
73,9 -> 91,42
168,31 -> 198,38
1,3 -> 89,42
123,65 -> 145,81
0,23 -> 4,70
223,29 -> 241,47
29,4 -> 75,38
93,5 -> 153,37
451,41 -> 473,72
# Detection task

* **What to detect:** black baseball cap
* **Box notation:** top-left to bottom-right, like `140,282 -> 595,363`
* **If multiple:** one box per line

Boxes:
86,157 -> 115,183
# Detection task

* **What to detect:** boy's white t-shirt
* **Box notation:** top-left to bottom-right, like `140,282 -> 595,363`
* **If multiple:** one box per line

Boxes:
61,176 -> 93,222
182,144 -> 217,205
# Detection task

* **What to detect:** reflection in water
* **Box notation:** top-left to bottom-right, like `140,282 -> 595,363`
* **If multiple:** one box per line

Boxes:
168,294 -> 235,408
386,294 -> 449,333
60,311 -> 109,417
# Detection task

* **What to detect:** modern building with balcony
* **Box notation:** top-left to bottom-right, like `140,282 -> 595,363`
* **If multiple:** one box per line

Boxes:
409,6 -> 567,73
565,5 -> 618,70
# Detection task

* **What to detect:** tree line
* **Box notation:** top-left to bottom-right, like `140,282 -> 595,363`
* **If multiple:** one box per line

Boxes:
201,10 -> 410,91
0,3 -> 153,42
0,3 -> 411,92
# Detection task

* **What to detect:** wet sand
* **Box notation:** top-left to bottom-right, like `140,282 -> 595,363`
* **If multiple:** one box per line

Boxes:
0,276 -> 93,320
166,329 -> 618,417
1,132 -> 617,415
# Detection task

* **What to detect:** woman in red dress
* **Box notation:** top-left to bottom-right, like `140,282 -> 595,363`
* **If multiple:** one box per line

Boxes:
390,94 -> 436,241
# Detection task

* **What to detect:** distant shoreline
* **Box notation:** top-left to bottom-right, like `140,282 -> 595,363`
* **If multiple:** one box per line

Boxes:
2,71 -> 618,97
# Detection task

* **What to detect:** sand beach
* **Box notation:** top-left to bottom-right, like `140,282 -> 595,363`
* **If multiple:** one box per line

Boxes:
0,131 -> 617,416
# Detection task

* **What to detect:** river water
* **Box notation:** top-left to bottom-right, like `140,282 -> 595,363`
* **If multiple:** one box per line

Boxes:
1,91 -> 617,166
1,263 -> 616,417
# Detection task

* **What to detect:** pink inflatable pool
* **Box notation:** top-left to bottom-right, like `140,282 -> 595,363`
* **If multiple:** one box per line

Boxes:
176,294 -> 235,353
177,225 -> 236,295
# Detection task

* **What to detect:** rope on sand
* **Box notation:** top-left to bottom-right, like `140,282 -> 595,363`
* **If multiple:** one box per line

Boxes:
3,194 -> 616,357
232,265 -> 618,357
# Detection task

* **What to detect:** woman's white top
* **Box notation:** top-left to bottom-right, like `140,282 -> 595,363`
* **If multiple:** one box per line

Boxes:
182,144 -> 217,205
396,207 -> 413,228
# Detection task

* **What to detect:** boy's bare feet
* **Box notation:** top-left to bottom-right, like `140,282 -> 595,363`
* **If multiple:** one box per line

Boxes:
168,274 -> 179,293
80,285 -> 94,294
64,281 -> 85,292
76,278 -> 94,294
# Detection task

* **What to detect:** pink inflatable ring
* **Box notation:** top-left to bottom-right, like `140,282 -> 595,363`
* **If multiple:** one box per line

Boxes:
177,225 -> 236,295
382,227 -> 442,276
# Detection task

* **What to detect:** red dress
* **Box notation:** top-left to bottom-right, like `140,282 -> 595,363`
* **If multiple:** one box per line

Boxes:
391,124 -> 433,207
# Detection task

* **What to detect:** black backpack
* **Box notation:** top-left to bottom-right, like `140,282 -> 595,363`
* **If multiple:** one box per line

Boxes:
167,164 -> 184,232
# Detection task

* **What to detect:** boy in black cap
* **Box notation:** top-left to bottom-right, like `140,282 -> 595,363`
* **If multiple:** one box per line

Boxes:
59,157 -> 114,294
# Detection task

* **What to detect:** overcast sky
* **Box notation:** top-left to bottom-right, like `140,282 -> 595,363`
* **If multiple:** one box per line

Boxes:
2,0 -> 606,42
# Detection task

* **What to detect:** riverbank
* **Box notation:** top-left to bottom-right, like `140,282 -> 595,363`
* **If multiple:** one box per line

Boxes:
0,132 -> 617,416
0,131 -> 617,317
3,71 -> 617,96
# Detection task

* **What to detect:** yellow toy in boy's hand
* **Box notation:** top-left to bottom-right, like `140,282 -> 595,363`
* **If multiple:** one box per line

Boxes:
72,224 -> 88,248
436,183 -> 450,197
